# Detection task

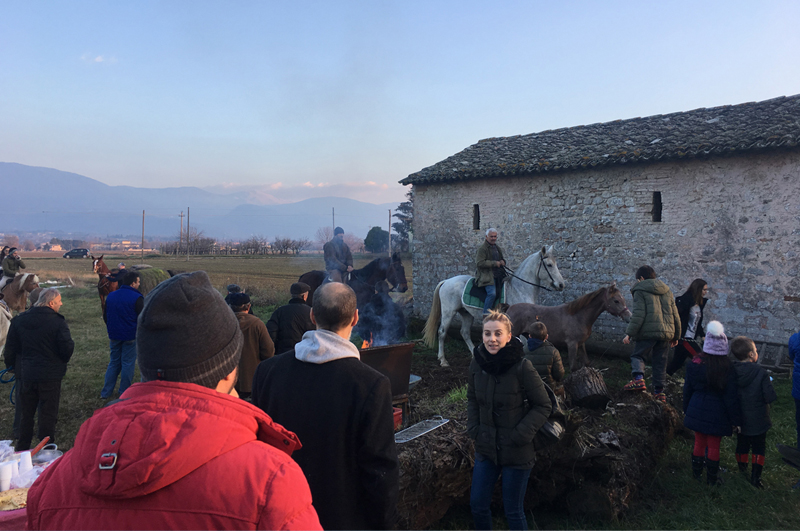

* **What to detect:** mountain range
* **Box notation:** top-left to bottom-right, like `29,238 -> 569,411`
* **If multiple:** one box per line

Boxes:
1,163 -> 398,240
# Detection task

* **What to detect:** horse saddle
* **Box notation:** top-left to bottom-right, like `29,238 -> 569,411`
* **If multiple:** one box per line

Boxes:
462,279 -> 505,309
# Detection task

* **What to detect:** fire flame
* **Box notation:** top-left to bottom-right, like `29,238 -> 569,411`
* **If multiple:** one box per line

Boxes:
361,333 -> 373,349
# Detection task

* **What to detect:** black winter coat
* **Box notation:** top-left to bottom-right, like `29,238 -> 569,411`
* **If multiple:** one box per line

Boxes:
251,353 -> 399,530
468,339 -> 551,468
675,293 -> 708,339
4,307 -> 74,381
266,299 -> 315,354
683,358 -> 742,436
733,361 -> 777,436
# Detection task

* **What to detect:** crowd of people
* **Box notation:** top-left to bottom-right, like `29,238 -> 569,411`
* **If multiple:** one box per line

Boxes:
3,242 -> 800,530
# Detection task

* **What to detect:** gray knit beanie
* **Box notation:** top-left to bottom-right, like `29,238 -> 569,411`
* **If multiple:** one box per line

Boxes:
137,271 -> 243,389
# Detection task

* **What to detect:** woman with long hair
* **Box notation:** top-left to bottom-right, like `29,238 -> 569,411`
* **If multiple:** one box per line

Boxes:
667,278 -> 709,375
467,311 -> 551,530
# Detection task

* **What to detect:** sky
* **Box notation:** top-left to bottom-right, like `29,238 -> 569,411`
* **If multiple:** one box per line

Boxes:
2,0 -> 799,205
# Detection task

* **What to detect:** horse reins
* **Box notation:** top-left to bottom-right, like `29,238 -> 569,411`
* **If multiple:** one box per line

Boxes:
502,260 -> 556,292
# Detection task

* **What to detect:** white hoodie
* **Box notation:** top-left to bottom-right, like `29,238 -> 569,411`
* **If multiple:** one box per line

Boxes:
294,329 -> 360,365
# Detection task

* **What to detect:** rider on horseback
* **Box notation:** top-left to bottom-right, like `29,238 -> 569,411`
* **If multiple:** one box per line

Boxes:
0,248 -> 25,291
475,229 -> 507,315
323,227 -> 353,283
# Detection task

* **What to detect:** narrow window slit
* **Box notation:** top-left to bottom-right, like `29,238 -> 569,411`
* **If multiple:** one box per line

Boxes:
652,192 -> 662,222
473,204 -> 480,230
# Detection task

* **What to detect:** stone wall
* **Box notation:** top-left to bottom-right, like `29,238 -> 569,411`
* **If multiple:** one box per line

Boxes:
411,149 -> 800,346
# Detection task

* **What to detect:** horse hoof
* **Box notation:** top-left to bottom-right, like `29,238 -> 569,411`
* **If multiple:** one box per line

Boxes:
439,359 -> 450,367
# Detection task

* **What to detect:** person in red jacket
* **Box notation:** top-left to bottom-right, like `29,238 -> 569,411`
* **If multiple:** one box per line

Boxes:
26,271 -> 321,531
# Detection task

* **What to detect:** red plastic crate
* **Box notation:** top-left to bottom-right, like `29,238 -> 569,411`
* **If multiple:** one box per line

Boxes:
393,407 -> 403,431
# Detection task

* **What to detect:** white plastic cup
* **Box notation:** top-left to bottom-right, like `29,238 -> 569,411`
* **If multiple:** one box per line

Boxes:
9,460 -> 18,479
0,463 -> 12,492
18,451 -> 32,475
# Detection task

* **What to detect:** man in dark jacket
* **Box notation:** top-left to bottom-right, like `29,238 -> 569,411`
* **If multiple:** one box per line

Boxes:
622,265 -> 681,402
4,288 -> 74,450
266,282 -> 314,354
475,229 -> 506,315
229,292 -> 274,399
252,282 -> 399,530
101,271 -> 144,399
323,227 -> 353,283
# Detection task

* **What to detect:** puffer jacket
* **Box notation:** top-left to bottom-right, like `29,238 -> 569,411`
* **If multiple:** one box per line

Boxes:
522,338 -> 565,388
467,339 -> 551,468
683,358 -> 742,437
733,361 -> 777,435
27,381 -> 321,530
625,279 -> 681,341
474,241 -> 506,288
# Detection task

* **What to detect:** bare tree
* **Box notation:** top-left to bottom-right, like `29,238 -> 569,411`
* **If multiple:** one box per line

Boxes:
290,238 -> 312,255
272,237 -> 293,255
315,226 -> 333,246
4,235 -> 19,248
343,233 -> 364,253
21,240 -> 36,251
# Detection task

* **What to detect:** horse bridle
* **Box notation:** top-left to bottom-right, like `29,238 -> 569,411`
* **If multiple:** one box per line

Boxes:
502,258 -> 557,292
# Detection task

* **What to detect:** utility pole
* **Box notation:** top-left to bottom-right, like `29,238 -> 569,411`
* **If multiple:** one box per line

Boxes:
388,208 -> 392,256
141,210 -> 145,264
178,211 -> 185,255
186,207 -> 190,262
332,207 -> 335,231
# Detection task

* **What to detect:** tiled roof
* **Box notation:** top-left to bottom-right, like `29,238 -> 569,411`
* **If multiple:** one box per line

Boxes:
400,94 -> 800,185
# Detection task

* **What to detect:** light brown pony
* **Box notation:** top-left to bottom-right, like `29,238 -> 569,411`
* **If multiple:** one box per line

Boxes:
92,255 -> 118,313
0,273 -> 41,313
506,282 -> 632,371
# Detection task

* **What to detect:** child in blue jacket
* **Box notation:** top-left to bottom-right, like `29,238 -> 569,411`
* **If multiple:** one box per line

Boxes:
788,331 -> 800,449
683,321 -> 742,485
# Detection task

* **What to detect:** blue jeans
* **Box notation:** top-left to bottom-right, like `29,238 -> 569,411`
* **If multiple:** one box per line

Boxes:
483,285 -> 497,315
630,339 -> 669,392
102,340 -> 137,398
795,399 -> 800,449
470,455 -> 531,530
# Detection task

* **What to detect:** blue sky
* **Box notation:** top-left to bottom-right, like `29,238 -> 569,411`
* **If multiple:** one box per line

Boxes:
2,0 -> 799,204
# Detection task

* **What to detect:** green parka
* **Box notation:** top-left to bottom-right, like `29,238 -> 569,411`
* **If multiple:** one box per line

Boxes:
522,340 -> 565,389
474,240 -> 505,288
467,340 -> 551,468
1,255 -> 25,277
625,278 -> 681,341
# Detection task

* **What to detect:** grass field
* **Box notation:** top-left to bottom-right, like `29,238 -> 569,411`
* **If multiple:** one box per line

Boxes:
3,253 -> 800,529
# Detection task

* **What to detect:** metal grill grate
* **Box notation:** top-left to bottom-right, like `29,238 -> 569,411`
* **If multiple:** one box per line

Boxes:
394,417 -> 449,444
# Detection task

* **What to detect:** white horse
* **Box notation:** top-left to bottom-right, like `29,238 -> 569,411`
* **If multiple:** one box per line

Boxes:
423,245 -> 566,366
0,297 -> 11,358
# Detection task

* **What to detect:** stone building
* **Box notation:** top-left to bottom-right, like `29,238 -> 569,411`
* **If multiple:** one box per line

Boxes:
401,95 -> 800,350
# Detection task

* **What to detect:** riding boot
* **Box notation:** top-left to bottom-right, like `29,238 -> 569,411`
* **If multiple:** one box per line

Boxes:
706,459 -> 722,486
691,455 -> 705,481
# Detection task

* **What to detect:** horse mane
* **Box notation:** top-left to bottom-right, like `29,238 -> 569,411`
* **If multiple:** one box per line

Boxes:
566,285 -> 616,315
356,257 -> 388,278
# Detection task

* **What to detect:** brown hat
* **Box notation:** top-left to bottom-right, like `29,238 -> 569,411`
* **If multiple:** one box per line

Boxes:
291,282 -> 310,296
137,271 -> 243,389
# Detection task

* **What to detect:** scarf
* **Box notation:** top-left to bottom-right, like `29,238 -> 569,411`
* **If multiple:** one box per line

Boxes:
473,336 -> 524,375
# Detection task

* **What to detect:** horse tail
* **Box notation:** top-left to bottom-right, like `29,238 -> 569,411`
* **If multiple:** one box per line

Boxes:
422,280 -> 445,349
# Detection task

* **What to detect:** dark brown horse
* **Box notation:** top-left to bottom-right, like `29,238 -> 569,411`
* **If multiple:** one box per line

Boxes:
299,254 -> 408,308
92,255 -> 119,313
506,282 -> 632,371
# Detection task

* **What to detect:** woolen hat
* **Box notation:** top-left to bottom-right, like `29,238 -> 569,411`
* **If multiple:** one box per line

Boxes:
334,226 -> 344,235
228,292 -> 250,307
703,321 -> 729,356
291,282 -> 310,295
226,284 -> 241,293
137,271 -> 243,389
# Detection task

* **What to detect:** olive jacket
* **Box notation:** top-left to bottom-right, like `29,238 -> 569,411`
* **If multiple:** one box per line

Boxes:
474,241 -> 506,288
625,279 -> 681,342
467,339 -> 551,468
522,338 -> 565,389
1,256 -> 25,277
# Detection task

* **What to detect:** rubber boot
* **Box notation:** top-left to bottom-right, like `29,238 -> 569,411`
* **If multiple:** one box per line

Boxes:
751,455 -> 764,489
736,453 -> 749,474
706,459 -> 722,486
691,456 -> 705,481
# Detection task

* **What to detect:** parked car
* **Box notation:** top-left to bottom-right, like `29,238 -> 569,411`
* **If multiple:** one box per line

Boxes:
63,248 -> 90,259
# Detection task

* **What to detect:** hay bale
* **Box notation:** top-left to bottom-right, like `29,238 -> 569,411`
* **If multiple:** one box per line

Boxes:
137,268 -> 170,295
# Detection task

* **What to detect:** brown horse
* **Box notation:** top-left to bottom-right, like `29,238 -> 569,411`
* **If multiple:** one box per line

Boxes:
92,255 -> 119,313
506,282 -> 632,371
0,273 -> 41,313
299,254 -> 408,308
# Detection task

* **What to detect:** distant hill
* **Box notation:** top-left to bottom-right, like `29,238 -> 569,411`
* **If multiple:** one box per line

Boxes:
1,162 -> 398,240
